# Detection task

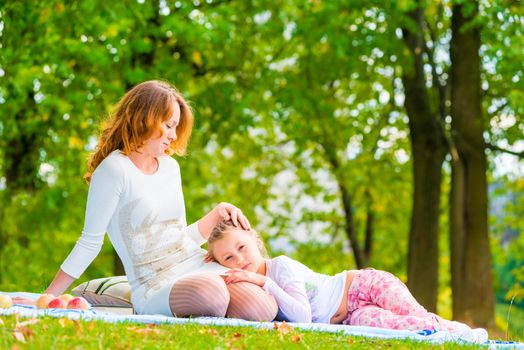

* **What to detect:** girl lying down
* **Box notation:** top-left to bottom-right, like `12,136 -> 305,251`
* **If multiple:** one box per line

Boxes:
206,221 -> 488,344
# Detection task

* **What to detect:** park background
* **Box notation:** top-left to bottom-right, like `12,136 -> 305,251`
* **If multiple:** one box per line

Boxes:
0,0 -> 522,339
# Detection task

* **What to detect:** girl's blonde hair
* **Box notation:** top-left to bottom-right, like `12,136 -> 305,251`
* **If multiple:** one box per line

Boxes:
207,221 -> 269,260
85,80 -> 193,182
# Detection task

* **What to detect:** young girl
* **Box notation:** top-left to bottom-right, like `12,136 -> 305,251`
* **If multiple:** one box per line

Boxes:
207,221 -> 489,344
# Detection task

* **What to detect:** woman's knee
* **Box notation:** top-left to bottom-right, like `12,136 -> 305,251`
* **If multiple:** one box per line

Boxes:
169,274 -> 230,317
226,282 -> 278,322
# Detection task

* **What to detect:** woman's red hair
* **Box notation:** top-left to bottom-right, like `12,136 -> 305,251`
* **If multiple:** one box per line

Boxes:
85,80 -> 193,182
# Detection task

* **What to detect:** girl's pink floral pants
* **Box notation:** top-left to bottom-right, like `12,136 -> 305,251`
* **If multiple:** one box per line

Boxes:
343,269 -> 456,331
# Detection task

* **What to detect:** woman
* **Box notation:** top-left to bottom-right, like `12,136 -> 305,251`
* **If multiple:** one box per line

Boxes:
18,80 -> 277,320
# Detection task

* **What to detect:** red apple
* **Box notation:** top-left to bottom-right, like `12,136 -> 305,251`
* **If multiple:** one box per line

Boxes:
36,293 -> 56,309
67,297 -> 90,310
47,297 -> 67,309
59,294 -> 75,303
0,295 -> 13,309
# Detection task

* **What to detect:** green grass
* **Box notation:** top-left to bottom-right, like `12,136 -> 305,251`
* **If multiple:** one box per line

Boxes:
496,303 -> 524,341
0,315 -> 486,350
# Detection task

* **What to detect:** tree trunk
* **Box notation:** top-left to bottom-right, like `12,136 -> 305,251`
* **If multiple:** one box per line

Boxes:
449,0 -> 495,328
401,5 -> 448,312
324,147 -> 367,269
113,250 -> 126,276
340,181 -> 367,269
2,93 -> 42,256
4,93 -> 41,194
363,189 -> 373,263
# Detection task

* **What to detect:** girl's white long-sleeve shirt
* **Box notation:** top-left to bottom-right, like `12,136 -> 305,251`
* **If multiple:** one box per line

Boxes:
263,255 -> 347,323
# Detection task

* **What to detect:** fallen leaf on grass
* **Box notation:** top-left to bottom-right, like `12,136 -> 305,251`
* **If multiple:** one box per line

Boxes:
20,326 -> 34,338
13,330 -> 26,343
13,325 -> 35,343
57,317 -> 83,335
126,326 -> 161,336
198,328 -> 218,336
9,316 -> 39,343
290,334 -> 302,343
11,344 -> 19,350
17,318 -> 39,327
225,341 -> 242,350
58,318 -> 73,328
224,332 -> 244,349
273,321 -> 291,335
87,320 -> 95,331
73,320 -> 83,335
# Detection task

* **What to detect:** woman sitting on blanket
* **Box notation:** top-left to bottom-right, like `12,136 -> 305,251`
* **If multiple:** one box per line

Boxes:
14,80 -> 277,321
206,221 -> 489,343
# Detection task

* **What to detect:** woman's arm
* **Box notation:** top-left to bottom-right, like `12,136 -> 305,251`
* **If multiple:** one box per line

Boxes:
11,270 -> 77,305
52,157 -> 123,292
44,270 -> 77,296
196,202 -> 251,240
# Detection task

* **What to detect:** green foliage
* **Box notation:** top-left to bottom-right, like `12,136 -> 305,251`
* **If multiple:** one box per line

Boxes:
492,177 -> 524,308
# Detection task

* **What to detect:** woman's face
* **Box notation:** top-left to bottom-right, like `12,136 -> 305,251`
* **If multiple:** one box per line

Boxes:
211,228 -> 265,274
142,102 -> 180,158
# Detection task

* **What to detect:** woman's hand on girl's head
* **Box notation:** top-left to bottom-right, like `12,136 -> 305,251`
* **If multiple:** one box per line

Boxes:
198,202 -> 251,239
222,268 -> 267,287
214,202 -> 251,230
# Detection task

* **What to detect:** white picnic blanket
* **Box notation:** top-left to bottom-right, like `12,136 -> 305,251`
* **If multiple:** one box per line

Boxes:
1,292 -> 522,349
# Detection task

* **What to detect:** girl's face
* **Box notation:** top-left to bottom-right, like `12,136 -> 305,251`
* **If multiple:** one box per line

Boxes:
141,102 -> 180,158
211,228 -> 265,274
